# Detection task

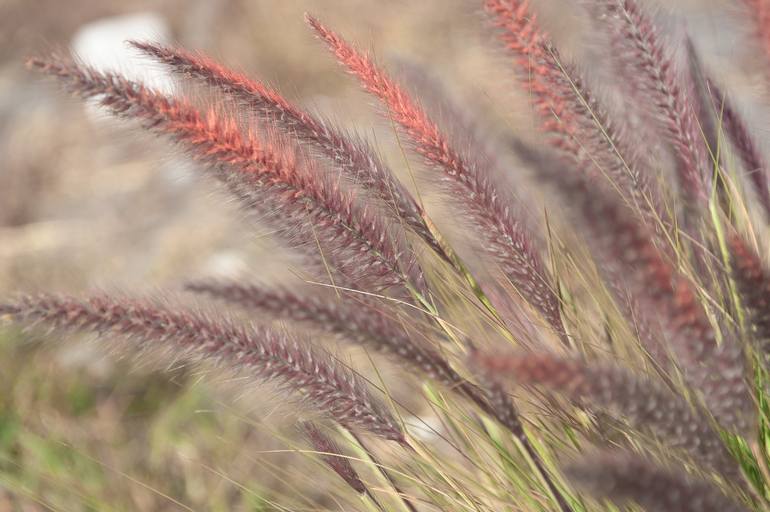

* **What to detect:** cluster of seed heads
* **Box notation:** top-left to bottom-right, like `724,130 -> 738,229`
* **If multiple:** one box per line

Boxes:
7,1 -> 770,510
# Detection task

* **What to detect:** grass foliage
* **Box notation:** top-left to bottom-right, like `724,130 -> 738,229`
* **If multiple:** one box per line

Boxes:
4,1 -> 770,510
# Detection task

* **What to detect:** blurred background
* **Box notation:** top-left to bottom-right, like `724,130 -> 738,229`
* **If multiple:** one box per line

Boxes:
0,0 -> 764,509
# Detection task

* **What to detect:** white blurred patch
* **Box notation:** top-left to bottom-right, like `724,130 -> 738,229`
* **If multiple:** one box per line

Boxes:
71,12 -> 173,93
70,13 -> 183,178
406,413 -> 443,442
202,250 -> 249,279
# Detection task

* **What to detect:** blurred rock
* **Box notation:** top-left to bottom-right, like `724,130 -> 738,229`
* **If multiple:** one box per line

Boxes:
71,12 -> 172,92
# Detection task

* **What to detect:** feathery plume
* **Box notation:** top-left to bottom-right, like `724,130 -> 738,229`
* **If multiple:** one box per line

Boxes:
299,421 -> 369,496
185,279 -> 463,386
27,54 -> 424,296
483,0 -> 655,215
707,79 -> 770,218
306,14 -> 567,343
729,231 -> 770,355
483,0 -> 581,147
130,41 -> 447,262
472,351 -> 737,476
519,144 -> 752,432
685,38 -> 722,167
393,58 -> 503,194
592,0 -> 711,206
0,294 -> 405,442
185,278 -> 542,434
566,451 -> 749,512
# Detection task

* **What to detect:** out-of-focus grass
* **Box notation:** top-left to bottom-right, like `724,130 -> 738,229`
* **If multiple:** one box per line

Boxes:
0,328 -> 304,511
1,1 -> 766,510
